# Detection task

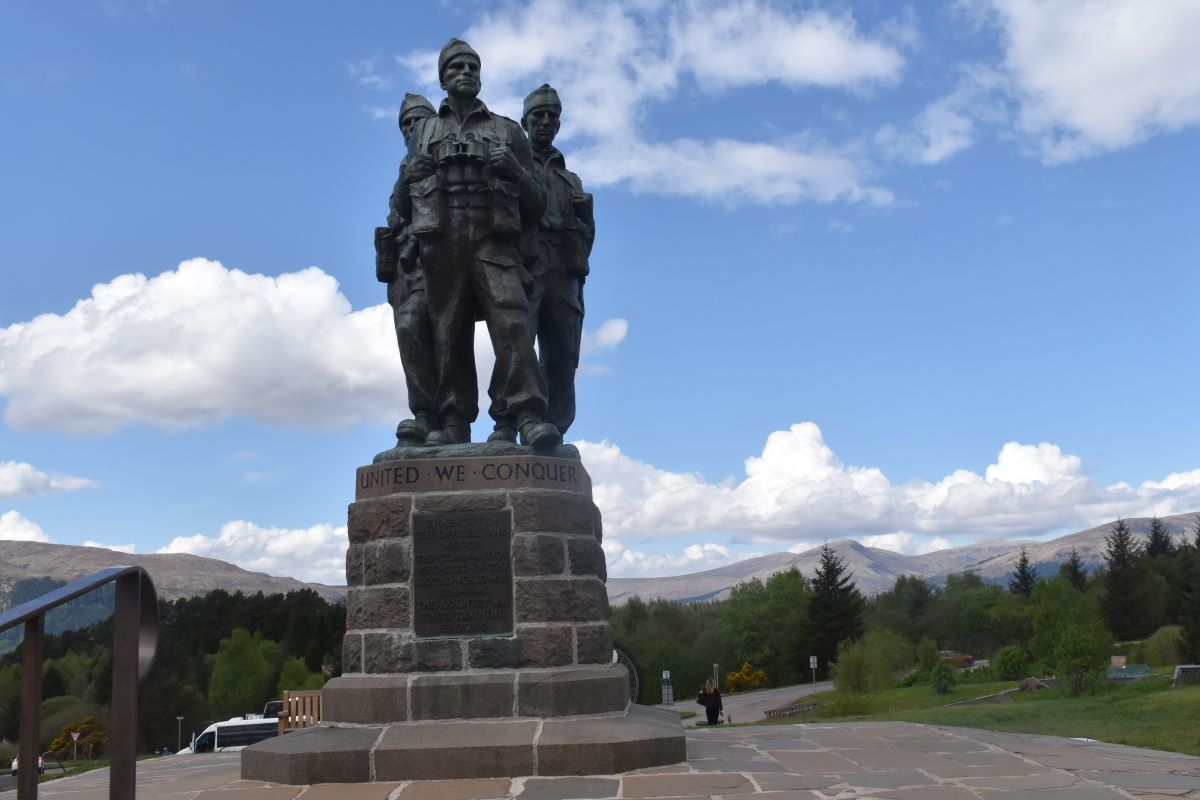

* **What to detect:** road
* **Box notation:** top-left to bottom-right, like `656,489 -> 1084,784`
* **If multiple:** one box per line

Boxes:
680,680 -> 832,727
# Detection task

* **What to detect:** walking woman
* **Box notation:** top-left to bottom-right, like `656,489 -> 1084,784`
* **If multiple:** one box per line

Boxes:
696,678 -> 724,725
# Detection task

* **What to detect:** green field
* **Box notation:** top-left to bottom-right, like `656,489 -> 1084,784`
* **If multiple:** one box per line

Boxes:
778,678 -> 1200,757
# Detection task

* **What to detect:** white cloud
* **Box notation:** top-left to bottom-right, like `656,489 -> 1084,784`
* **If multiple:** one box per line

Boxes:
602,539 -> 743,578
0,461 -> 97,499
347,57 -> 392,90
158,520 -> 347,585
0,510 -> 51,542
580,318 -> 627,356
0,259 -> 628,434
861,532 -> 952,556
947,0 -> 1200,163
82,540 -> 135,553
395,0 -> 905,206
579,422 -> 1200,552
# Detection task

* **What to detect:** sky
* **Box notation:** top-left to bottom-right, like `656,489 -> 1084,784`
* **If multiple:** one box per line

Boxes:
2,0 -> 1199,585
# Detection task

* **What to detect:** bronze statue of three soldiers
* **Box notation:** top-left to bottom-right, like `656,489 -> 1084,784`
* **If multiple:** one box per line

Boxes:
376,38 -> 592,451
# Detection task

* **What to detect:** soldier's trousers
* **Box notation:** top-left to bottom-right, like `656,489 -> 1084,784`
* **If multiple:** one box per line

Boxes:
418,211 -> 547,427
529,268 -> 583,436
387,274 -> 436,422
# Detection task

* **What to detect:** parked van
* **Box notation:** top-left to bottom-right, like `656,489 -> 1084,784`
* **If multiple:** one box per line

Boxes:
176,715 -> 277,754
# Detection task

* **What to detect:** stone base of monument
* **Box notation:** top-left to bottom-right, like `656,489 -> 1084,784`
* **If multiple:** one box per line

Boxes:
241,703 -> 684,783
242,451 -> 685,784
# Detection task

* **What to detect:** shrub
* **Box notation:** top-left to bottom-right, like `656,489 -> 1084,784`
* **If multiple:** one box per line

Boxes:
1055,624 -> 1111,697
930,662 -> 956,695
49,715 -> 108,759
832,642 -> 869,693
994,645 -> 1029,680
916,638 -> 939,674
724,661 -> 768,693
1142,625 -> 1185,668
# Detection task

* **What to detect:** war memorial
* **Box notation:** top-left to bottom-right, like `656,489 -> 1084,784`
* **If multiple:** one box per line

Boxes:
240,38 -> 686,783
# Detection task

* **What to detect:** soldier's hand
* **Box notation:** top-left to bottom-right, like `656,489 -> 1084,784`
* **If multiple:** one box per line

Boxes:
489,146 -> 523,182
405,154 -> 436,183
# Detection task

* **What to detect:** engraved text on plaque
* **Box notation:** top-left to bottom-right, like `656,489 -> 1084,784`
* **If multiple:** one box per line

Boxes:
412,510 -> 513,637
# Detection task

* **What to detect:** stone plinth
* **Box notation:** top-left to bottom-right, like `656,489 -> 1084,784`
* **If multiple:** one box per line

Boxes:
243,452 -> 685,783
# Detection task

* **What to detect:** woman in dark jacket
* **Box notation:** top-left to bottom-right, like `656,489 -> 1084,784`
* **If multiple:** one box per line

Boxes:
697,678 -> 723,725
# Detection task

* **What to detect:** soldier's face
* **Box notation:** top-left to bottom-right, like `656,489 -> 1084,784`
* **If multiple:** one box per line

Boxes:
400,111 -> 432,146
524,108 -> 561,148
441,55 -> 481,99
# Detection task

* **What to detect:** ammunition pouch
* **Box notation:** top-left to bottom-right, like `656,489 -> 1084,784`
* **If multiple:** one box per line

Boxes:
374,226 -> 398,283
408,175 -> 443,237
491,178 -> 522,239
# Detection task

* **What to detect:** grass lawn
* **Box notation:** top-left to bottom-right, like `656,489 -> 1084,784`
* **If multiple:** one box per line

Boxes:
775,677 -> 1200,757
36,754 -> 161,783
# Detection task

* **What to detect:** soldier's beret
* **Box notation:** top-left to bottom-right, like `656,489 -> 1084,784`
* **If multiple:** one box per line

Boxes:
438,38 -> 480,79
523,84 -> 562,117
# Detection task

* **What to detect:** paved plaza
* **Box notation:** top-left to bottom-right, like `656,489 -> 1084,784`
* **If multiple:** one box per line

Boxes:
5,721 -> 1199,800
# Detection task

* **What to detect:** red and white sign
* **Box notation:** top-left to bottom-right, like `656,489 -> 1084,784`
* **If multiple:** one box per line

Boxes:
70,731 -> 81,742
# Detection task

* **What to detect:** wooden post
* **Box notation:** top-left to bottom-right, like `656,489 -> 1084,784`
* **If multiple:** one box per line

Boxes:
18,615 -> 43,800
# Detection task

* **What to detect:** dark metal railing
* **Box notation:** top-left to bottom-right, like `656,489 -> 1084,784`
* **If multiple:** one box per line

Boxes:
0,566 -> 158,800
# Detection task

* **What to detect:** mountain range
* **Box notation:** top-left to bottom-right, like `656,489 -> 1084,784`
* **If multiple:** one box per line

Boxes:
0,540 -> 345,611
1,512 -> 1196,612
605,511 -> 1200,604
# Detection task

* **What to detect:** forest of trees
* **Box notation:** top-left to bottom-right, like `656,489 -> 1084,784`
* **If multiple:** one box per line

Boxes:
0,588 -> 344,755
613,517 -> 1200,701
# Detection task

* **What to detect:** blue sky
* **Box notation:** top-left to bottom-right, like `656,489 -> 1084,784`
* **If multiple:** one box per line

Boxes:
2,0 -> 1199,583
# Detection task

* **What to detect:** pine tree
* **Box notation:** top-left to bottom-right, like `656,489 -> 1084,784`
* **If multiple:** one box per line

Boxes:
1059,547 -> 1089,592
1193,515 -> 1200,549
804,544 -> 864,679
1100,518 -> 1152,641
1146,516 -> 1175,558
1008,547 -> 1037,597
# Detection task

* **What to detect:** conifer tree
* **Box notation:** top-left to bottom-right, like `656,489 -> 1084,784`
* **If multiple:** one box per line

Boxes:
1058,547 -> 1089,592
1008,547 -> 1037,597
1146,516 -> 1175,558
1100,518 -> 1152,641
804,544 -> 864,679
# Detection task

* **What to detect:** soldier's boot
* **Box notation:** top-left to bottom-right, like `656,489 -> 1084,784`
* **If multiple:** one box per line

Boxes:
487,422 -> 518,443
396,414 -> 435,446
425,413 -> 470,446
518,416 -> 561,450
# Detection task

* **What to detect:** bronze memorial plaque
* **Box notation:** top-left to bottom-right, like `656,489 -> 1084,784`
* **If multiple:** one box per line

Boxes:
412,509 -> 514,637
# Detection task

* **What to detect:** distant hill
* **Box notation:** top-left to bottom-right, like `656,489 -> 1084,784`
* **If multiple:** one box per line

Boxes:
0,540 -> 346,612
606,512 -> 1200,604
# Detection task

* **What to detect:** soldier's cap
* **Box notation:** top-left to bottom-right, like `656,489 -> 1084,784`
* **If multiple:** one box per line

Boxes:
438,38 -> 480,79
398,93 -> 436,128
523,83 -> 561,118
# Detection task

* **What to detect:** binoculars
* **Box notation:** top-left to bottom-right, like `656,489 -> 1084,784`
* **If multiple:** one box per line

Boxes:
435,133 -> 491,165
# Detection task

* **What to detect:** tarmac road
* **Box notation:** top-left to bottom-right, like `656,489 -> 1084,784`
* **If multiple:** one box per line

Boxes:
0,775 -> 13,793
681,680 -> 832,727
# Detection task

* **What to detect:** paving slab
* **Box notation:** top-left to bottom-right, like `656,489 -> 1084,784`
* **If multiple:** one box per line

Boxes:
621,771 -> 755,797
515,776 -> 620,800
395,777 -> 514,799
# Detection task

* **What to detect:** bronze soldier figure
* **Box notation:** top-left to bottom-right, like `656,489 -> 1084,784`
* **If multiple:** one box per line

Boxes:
522,84 -> 593,436
397,39 -> 560,449
378,93 -> 439,446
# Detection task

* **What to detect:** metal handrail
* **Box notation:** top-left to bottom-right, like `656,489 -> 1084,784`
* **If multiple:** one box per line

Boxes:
0,566 -> 158,800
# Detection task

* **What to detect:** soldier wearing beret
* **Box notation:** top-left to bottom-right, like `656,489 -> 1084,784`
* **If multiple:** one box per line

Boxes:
522,84 -> 593,436
377,93 -> 439,446
397,39 -> 559,449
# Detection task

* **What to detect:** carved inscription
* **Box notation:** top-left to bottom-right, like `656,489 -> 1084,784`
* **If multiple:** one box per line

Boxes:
412,510 -> 513,637
356,456 -> 589,499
